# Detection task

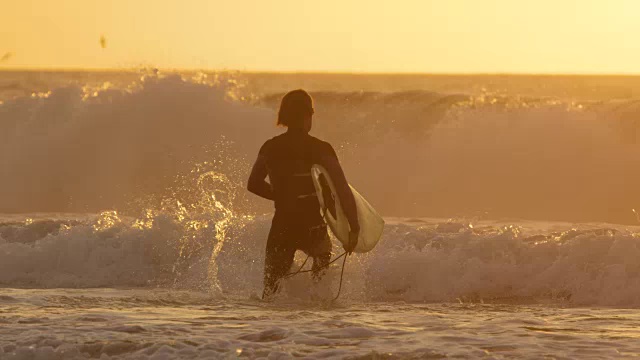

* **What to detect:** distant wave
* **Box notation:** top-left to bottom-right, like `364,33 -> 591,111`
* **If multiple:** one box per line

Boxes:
264,89 -> 640,224
1,74 -> 640,223
0,74 -> 276,215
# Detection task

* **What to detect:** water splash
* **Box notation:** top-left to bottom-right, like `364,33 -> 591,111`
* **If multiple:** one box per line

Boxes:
92,210 -> 122,232
112,159 -> 248,292
0,161 -> 250,292
162,167 -> 238,292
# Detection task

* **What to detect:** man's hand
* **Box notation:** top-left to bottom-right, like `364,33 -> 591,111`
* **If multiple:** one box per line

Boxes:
345,226 -> 360,254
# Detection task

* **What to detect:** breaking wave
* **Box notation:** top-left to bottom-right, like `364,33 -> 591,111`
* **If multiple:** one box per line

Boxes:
1,73 -> 640,223
2,214 -> 640,306
2,71 -> 640,306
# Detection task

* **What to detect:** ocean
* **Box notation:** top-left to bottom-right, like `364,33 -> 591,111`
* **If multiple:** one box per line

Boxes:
1,70 -> 640,359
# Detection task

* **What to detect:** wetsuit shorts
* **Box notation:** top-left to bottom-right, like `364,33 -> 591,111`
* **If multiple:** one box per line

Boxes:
263,214 -> 332,298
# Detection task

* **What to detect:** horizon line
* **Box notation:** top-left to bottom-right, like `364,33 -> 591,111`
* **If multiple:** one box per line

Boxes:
2,66 -> 640,77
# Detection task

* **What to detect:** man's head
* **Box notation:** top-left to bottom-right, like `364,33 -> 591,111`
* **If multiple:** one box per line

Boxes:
277,89 -> 314,132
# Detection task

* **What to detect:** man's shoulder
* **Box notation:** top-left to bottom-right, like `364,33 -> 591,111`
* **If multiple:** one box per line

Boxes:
308,135 -> 332,149
268,132 -> 289,143
308,135 -> 337,158
259,136 -> 276,154
259,133 -> 290,152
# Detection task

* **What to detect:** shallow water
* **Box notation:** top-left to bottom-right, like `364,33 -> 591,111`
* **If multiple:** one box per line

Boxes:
2,288 -> 640,359
3,213 -> 640,358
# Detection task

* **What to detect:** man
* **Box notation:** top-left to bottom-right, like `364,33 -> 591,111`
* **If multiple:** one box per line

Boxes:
248,89 -> 359,299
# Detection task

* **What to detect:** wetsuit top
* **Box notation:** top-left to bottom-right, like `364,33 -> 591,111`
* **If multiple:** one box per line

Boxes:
258,130 -> 336,223
248,129 -> 359,232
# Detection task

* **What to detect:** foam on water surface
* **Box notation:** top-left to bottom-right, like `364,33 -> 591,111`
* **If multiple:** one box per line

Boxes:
1,288 -> 640,359
2,214 -> 640,307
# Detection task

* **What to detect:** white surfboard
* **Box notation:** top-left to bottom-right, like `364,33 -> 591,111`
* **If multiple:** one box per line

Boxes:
311,164 -> 385,253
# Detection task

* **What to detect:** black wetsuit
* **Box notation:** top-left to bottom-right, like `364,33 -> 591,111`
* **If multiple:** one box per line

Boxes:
248,129 -> 357,298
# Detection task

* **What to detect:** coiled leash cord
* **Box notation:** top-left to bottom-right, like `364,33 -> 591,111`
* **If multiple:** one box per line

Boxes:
282,250 -> 349,301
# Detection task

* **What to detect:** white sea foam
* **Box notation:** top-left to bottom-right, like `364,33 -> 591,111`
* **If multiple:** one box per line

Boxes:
2,214 -> 640,307
3,288 -> 637,359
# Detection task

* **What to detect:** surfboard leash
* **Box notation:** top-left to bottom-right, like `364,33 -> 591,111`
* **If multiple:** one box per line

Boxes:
282,251 -> 347,279
280,250 -> 349,300
333,251 -> 348,301
282,255 -> 311,279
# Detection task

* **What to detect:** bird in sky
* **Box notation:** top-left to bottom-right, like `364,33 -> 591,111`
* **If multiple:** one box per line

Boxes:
0,52 -> 13,62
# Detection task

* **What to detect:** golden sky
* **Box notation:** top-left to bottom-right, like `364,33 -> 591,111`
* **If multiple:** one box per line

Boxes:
2,0 -> 640,73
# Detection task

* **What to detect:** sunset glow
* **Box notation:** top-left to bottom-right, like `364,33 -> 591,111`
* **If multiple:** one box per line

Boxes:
3,0 -> 640,73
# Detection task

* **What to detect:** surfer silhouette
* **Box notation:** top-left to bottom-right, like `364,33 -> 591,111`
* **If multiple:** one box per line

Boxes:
248,89 -> 360,299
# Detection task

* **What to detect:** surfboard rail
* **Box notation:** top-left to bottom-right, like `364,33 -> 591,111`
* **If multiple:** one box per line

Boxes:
311,164 -> 385,253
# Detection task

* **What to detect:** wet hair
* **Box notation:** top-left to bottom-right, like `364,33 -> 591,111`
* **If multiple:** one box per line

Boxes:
277,89 -> 313,128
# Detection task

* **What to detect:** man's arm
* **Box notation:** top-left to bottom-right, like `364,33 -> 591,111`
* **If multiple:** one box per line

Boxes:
247,154 -> 274,201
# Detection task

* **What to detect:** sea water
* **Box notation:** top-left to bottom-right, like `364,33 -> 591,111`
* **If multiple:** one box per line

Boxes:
1,71 -> 640,358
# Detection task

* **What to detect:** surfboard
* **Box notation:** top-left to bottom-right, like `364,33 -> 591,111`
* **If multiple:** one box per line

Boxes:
311,164 -> 385,253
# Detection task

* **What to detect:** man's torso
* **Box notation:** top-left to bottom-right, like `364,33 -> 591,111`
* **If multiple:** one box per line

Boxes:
260,131 -> 334,225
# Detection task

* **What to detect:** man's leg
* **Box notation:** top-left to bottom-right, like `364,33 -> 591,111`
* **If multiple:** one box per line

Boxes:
308,225 -> 332,282
263,226 -> 295,299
